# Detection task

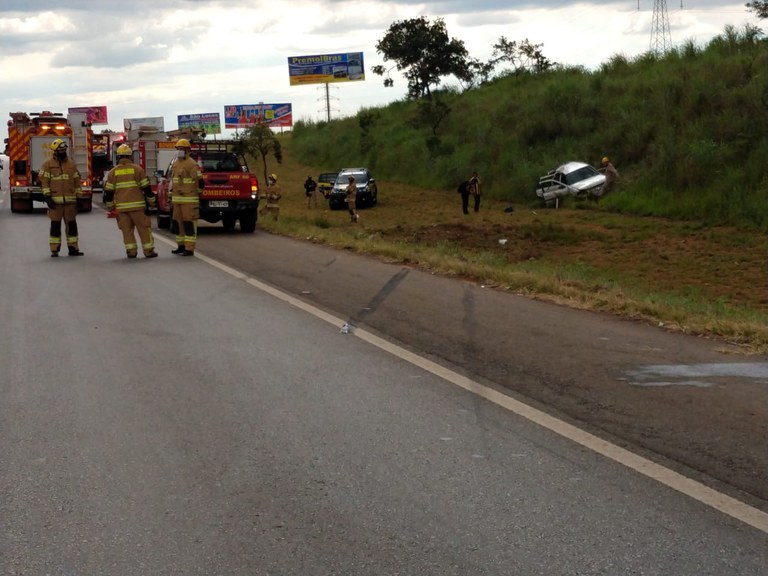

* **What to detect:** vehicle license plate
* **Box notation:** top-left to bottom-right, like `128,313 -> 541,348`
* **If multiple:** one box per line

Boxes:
209,200 -> 229,208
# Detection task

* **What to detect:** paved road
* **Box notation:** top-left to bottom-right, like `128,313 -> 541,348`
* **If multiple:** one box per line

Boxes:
188,217 -> 768,507
1,195 -> 766,574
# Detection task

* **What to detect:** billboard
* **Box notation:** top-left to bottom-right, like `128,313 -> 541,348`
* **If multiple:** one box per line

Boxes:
287,52 -> 365,86
177,112 -> 222,135
68,106 -> 108,125
224,103 -> 293,129
123,116 -> 165,132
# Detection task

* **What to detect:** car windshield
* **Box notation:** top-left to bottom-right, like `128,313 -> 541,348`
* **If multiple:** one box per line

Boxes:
564,166 -> 599,185
336,172 -> 366,185
192,152 -> 242,173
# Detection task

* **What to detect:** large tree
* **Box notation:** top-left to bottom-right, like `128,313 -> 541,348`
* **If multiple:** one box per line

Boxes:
746,1 -> 768,18
372,16 -> 470,99
487,37 -> 556,77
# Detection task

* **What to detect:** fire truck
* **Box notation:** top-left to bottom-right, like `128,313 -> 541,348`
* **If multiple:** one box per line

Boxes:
5,111 -> 94,213
117,127 -> 175,194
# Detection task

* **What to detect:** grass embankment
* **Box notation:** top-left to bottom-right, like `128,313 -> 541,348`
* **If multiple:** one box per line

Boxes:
255,134 -> 768,354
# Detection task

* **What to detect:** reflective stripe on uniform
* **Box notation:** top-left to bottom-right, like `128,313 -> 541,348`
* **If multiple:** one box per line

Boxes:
173,196 -> 199,204
116,201 -> 147,211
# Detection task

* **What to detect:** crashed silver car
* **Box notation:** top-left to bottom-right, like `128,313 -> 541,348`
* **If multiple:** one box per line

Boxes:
536,161 -> 606,207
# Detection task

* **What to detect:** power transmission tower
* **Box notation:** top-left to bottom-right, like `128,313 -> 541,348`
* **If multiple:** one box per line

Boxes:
650,0 -> 672,55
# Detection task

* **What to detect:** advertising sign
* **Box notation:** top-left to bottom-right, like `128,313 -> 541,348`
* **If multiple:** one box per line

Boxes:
123,116 -> 165,132
177,112 -> 222,135
68,106 -> 108,125
287,52 -> 365,86
223,103 -> 293,129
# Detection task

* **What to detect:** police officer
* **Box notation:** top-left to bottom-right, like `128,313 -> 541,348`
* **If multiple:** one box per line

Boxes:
304,175 -> 317,208
169,139 -> 204,256
40,139 -> 84,257
103,144 -> 158,259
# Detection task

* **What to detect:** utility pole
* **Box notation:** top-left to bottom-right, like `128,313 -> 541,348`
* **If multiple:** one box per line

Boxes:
650,0 -> 672,55
319,83 -> 337,122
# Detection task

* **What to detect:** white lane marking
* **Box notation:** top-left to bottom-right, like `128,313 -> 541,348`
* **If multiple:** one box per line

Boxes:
192,246 -> 768,535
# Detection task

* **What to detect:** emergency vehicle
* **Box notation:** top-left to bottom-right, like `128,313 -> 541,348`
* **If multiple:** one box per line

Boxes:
122,127 -> 176,196
155,138 -> 260,233
5,111 -> 94,213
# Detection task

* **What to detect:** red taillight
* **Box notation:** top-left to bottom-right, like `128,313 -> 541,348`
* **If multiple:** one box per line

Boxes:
250,177 -> 258,193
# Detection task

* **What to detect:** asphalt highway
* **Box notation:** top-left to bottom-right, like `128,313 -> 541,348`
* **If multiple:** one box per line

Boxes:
1,182 -> 766,574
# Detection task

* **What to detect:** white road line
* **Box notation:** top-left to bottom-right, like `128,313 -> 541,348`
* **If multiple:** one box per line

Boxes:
193,246 -> 768,535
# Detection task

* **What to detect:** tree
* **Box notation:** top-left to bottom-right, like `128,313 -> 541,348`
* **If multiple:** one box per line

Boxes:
746,1 -> 768,18
234,123 -> 282,185
373,16 -> 470,99
487,37 -> 555,77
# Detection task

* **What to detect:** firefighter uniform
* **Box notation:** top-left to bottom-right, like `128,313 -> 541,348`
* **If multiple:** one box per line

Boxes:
259,174 -> 281,220
40,140 -> 84,257
104,151 -> 158,259
345,176 -> 359,222
170,140 -> 204,256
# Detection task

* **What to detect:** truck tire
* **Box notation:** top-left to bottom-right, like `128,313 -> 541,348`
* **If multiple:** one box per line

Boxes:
239,209 -> 257,233
78,199 -> 93,213
157,214 -> 171,229
222,214 -> 237,231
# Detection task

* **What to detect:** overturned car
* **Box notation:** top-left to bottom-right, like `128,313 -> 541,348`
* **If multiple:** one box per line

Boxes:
536,161 -> 606,207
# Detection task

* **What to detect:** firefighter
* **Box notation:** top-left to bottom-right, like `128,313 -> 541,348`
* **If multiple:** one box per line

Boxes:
600,156 -> 620,196
103,144 -> 158,259
40,139 -> 84,257
169,138 -> 204,256
345,175 -> 359,222
259,173 -> 281,220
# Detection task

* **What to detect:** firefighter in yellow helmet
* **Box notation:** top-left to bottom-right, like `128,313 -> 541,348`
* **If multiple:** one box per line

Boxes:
259,173 -> 281,221
599,156 -> 620,196
169,138 -> 204,255
40,138 -> 84,257
103,144 -> 158,258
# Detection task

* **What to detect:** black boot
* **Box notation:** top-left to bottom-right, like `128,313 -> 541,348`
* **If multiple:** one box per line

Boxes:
171,245 -> 186,255
68,246 -> 84,256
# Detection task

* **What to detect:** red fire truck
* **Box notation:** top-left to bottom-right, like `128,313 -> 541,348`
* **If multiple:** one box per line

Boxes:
5,111 -> 94,213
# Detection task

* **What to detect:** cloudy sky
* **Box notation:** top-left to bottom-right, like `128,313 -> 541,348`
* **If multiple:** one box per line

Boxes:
0,0 -> 758,137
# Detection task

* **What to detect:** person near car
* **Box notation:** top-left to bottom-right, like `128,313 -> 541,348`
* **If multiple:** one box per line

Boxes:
40,138 -> 84,257
103,144 -> 158,259
169,138 -> 204,256
600,156 -> 620,195
458,171 -> 481,214
304,175 -> 318,208
260,173 -> 282,220
345,175 -> 359,222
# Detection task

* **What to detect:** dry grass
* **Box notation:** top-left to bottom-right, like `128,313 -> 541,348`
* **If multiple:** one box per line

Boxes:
255,135 -> 768,353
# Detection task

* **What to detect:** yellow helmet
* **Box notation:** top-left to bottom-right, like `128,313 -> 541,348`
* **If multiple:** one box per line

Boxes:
50,138 -> 68,152
116,144 -> 132,157
601,156 -> 610,164
269,173 -> 277,182
175,138 -> 191,149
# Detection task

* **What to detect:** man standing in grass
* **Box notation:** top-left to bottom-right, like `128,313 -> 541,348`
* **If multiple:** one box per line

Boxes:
346,175 -> 359,222
304,175 -> 318,208
458,171 -> 481,214
600,156 -> 620,196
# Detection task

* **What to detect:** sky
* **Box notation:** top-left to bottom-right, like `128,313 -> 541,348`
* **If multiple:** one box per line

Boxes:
0,0 -> 759,139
